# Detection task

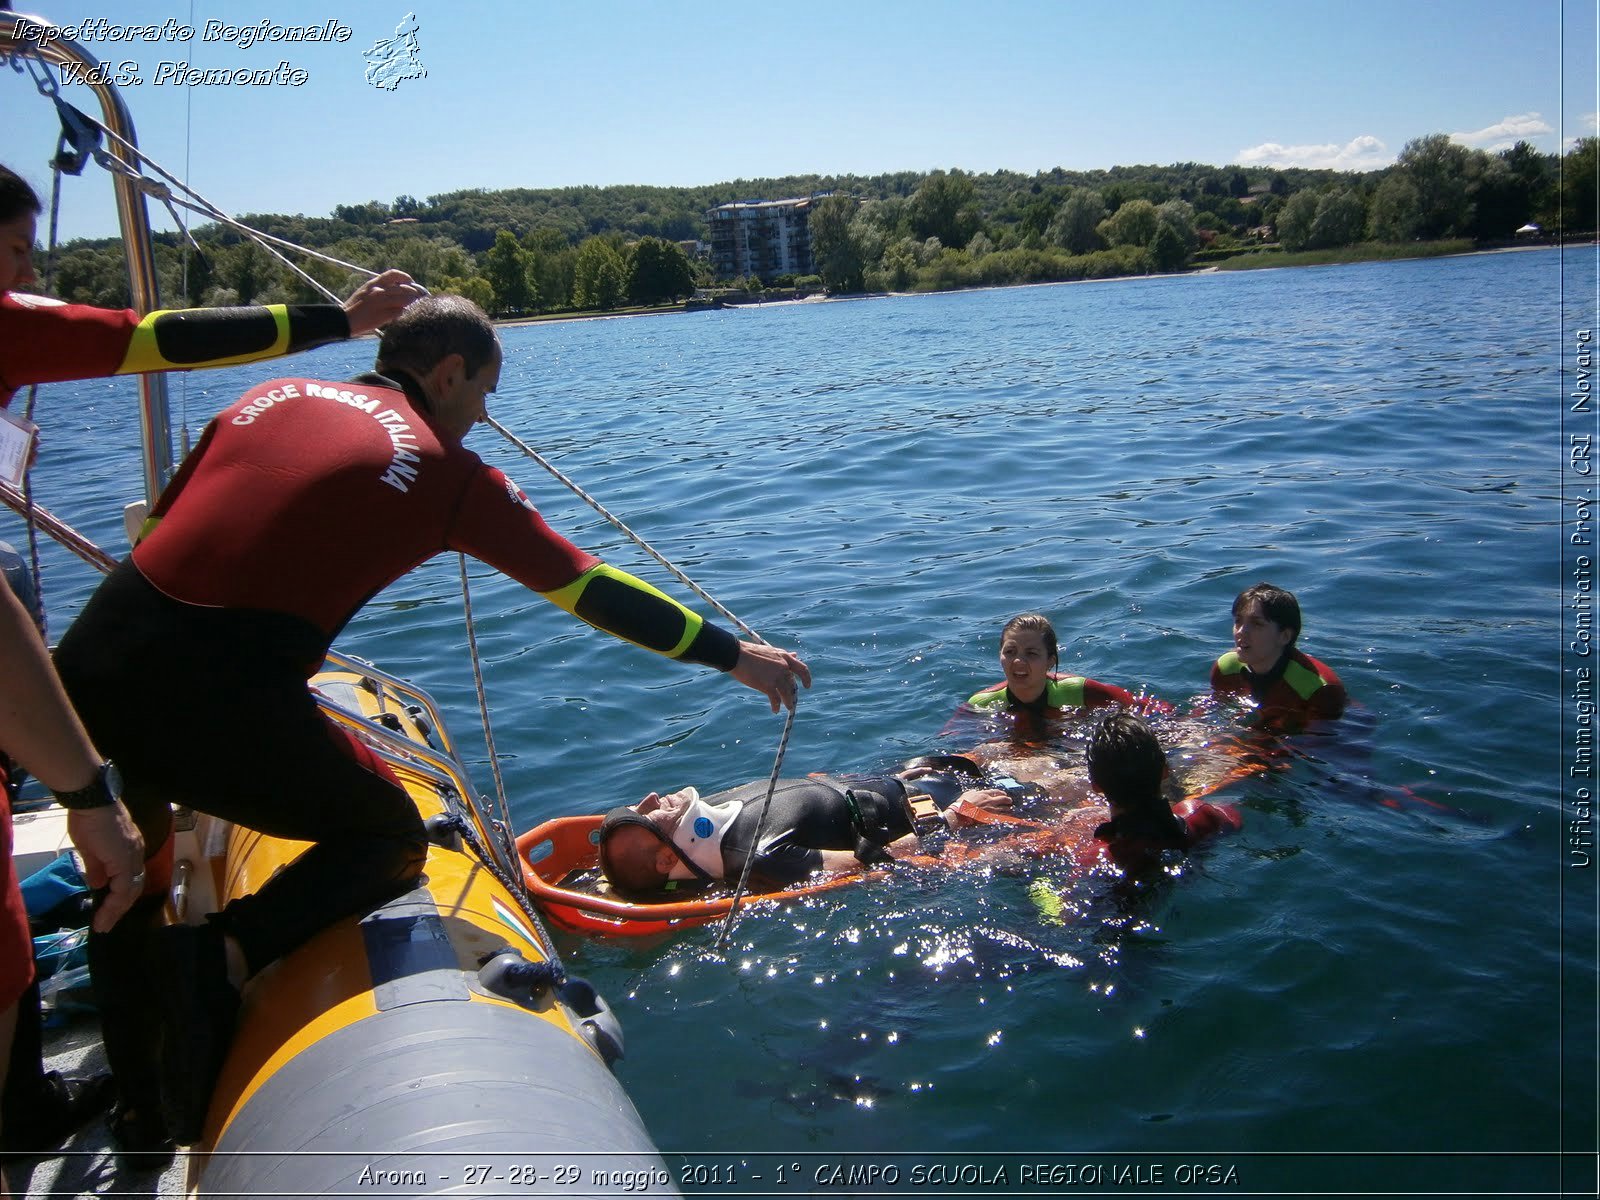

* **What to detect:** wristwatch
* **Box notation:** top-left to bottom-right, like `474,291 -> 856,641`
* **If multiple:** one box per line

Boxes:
54,761 -> 123,810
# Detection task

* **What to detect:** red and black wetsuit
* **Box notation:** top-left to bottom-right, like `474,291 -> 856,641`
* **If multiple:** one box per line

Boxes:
1210,647 -> 1347,727
1083,798 -> 1243,873
52,369 -> 744,1115
0,292 -> 351,408
0,294 -> 355,1016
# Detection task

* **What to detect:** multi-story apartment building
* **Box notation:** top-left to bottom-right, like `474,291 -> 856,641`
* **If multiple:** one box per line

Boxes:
707,195 -> 824,282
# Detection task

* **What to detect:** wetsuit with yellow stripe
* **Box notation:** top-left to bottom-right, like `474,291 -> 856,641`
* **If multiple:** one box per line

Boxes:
113,368 -> 737,673
52,366 -> 742,1123
966,675 -> 1137,714
1210,647 -> 1346,726
0,291 -> 354,408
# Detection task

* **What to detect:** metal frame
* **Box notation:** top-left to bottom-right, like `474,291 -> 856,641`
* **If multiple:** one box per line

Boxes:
4,10 -> 176,500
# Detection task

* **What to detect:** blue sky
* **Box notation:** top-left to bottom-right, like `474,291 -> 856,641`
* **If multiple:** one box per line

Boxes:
4,0 -> 1597,241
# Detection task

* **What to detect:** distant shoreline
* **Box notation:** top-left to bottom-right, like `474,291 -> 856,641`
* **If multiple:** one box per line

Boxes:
491,239 -> 1576,329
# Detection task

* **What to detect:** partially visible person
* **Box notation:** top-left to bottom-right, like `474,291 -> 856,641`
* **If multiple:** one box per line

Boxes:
0,576 -> 145,1183
1023,713 -> 1243,925
597,766 -> 1014,895
0,161 -> 424,1168
53,295 -> 810,1150
963,613 -> 1166,718
0,543 -> 122,1162
1079,712 -> 1241,873
1210,583 -> 1346,728
0,164 -> 425,410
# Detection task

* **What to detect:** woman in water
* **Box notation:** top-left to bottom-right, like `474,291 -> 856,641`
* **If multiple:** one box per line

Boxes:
963,612 -> 1166,716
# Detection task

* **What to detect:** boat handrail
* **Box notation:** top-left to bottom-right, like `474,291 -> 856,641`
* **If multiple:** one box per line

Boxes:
313,691 -> 520,877
4,11 -> 176,500
321,647 -> 461,759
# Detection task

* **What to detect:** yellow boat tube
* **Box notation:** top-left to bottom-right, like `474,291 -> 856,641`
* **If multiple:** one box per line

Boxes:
171,653 -> 675,1196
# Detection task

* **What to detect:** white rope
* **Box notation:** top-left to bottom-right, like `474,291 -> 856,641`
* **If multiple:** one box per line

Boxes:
483,417 -> 802,950
713,704 -> 796,952
456,554 -> 515,838
483,416 -> 760,641
19,65 -> 802,934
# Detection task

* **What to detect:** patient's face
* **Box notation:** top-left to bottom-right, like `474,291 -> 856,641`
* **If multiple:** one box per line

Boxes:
601,824 -> 675,891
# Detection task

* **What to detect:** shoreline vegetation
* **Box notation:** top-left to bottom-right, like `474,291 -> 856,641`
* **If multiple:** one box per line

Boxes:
34,132 -> 1595,320
495,238 -> 1557,326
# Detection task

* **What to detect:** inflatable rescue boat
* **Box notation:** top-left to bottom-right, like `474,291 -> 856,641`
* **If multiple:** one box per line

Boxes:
2,13 -> 679,1193
187,654 -> 672,1194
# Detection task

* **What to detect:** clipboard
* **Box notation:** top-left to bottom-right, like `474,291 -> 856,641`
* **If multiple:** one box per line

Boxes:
0,408 -> 38,488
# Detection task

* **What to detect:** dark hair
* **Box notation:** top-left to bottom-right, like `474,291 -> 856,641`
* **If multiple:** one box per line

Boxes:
1001,612 -> 1058,664
596,807 -> 673,895
1232,582 -> 1302,643
1086,712 -> 1168,807
0,166 -> 43,225
375,294 -> 499,380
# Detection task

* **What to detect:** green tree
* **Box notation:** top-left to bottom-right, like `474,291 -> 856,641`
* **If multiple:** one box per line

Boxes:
1396,133 -> 1474,238
1046,188 -> 1105,254
1563,137 -> 1599,234
848,207 -> 889,281
1367,173 -> 1422,241
525,228 -> 576,311
1465,157 -> 1526,239
808,194 -> 867,292
875,238 -> 922,291
437,274 -> 495,310
216,239 -> 273,306
1275,191 -> 1320,251
627,236 -> 694,304
483,230 -> 534,314
1149,222 -> 1187,271
1097,199 -> 1158,248
1307,190 -> 1366,248
572,237 -> 626,310
909,169 -> 980,249
52,244 -> 131,306
385,236 -> 476,290
1155,199 -> 1198,250
1497,141 -> 1555,231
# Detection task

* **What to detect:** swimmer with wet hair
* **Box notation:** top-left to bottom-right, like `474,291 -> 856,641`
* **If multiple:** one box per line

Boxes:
965,612 -> 1167,716
1084,713 -> 1241,864
1211,582 -> 1346,726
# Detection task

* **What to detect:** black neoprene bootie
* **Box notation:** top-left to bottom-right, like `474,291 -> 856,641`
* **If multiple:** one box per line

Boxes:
154,922 -> 240,1145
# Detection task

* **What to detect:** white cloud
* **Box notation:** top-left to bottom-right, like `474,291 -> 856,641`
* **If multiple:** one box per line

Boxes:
1234,135 -> 1392,171
1450,112 -> 1553,150
1567,114 -> 1600,151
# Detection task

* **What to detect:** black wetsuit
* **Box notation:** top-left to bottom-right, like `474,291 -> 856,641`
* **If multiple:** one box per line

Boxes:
696,776 -> 915,887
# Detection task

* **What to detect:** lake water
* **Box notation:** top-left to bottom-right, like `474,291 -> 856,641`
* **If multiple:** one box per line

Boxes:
8,247 -> 1592,1197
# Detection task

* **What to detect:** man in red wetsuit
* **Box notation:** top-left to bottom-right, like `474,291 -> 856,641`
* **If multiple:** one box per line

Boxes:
53,295 -> 810,1147
0,160 -> 427,1164
1210,582 -> 1346,729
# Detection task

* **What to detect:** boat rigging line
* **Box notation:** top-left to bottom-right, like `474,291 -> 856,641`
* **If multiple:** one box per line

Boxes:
9,40 -> 801,950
